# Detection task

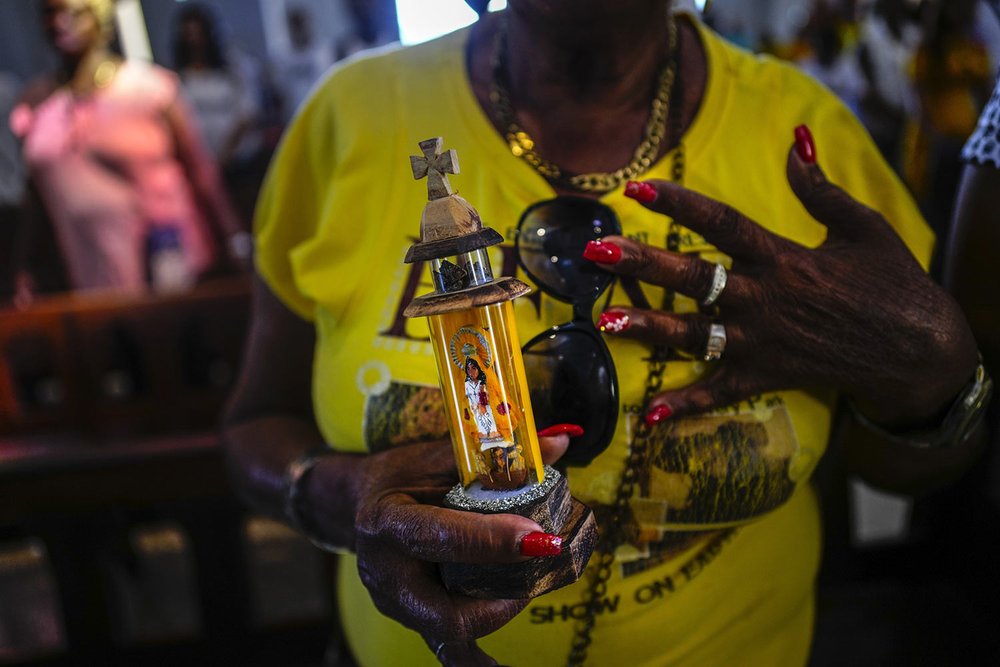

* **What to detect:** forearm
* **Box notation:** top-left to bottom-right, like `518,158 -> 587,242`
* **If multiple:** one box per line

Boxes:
845,345 -> 989,496
218,118 -> 253,169
845,414 -> 987,497
193,163 -> 244,238
166,98 -> 245,238
222,413 -> 364,551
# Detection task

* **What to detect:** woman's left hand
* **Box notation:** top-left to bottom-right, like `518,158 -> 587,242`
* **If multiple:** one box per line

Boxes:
590,127 -> 978,431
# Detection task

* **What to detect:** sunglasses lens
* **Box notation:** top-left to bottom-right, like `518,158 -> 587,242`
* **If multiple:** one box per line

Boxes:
523,327 -> 617,466
517,198 -> 620,302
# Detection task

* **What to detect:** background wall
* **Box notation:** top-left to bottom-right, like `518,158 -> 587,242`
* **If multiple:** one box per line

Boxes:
0,1 -> 57,84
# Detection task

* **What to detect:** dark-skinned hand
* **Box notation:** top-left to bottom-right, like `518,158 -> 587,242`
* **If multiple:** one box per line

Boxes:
314,433 -> 573,666
594,128 -> 977,430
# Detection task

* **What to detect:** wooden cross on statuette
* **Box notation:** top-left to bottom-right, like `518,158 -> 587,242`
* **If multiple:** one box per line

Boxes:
410,137 -> 460,200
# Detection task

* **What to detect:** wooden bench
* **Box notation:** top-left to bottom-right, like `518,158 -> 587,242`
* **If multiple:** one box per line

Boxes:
0,279 -> 344,665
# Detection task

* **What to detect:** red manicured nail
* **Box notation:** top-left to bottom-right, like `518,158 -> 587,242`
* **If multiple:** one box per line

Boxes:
597,310 -> 630,333
538,423 -> 585,438
794,125 -> 816,164
644,404 -> 673,427
583,240 -> 622,264
520,532 -> 562,557
625,180 -> 658,203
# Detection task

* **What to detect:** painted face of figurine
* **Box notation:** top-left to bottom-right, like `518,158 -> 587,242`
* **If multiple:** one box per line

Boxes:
466,359 -> 480,381
42,0 -> 108,56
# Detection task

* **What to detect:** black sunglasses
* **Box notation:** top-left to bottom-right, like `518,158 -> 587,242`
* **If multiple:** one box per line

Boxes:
516,196 -> 624,466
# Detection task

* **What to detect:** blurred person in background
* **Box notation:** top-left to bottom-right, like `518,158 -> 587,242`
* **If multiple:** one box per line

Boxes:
947,63 -> 1000,469
172,3 -> 262,172
335,0 -> 399,60
8,0 -> 249,302
172,2 -> 270,235
903,0 -> 992,268
270,4 -> 335,125
911,66 -> 1000,662
856,0 -> 923,172
797,3 -> 868,116
0,70 -> 26,297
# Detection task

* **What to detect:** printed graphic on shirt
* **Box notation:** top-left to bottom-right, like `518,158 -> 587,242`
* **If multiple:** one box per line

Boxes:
643,405 -> 800,525
363,382 -> 449,453
528,528 -> 738,624
588,400 -> 803,578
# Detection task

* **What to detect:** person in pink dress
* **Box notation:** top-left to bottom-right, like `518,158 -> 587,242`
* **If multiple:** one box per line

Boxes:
9,0 -> 249,300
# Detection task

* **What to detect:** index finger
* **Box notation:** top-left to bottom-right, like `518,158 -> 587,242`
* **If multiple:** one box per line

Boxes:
368,495 -> 556,564
625,179 -> 794,261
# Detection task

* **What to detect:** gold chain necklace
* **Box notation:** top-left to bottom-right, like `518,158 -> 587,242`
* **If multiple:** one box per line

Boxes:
63,56 -> 119,97
489,14 -> 678,193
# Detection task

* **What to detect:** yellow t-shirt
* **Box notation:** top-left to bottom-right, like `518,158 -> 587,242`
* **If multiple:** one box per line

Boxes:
254,14 -> 932,667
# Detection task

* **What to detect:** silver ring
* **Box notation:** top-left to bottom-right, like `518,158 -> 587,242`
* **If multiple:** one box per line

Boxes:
702,263 -> 728,306
704,323 -> 727,361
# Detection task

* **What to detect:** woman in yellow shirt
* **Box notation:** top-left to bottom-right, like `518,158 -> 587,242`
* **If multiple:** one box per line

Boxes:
223,2 -> 987,665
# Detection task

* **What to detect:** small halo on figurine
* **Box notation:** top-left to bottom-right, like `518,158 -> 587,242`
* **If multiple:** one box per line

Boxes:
449,328 -> 492,370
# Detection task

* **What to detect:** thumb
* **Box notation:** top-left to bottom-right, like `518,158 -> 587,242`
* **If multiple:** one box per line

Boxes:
787,125 -> 883,244
536,423 -> 585,465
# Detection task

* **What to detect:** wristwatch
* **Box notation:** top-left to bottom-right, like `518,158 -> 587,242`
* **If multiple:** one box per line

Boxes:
851,359 -> 993,449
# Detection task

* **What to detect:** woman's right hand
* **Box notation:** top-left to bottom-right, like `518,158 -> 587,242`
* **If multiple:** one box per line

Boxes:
313,435 -> 571,665
224,274 -> 579,664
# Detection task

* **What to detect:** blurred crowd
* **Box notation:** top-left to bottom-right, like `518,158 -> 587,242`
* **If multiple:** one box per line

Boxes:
1,0 -> 996,302
707,0 -> 997,274
0,0 -> 395,304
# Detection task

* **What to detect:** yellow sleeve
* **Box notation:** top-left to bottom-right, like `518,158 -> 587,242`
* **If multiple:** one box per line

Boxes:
758,52 -> 934,269
252,79 -> 339,321
813,91 -> 935,269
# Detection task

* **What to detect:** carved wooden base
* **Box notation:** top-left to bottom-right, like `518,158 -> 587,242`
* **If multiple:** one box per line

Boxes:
439,468 -> 598,599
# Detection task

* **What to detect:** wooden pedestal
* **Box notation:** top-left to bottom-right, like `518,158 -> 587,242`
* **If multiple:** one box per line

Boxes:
439,467 -> 598,600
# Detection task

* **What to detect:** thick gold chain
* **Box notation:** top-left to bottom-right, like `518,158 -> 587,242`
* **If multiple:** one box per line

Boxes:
564,140 -> 736,667
489,15 -> 677,194
567,347 -> 669,666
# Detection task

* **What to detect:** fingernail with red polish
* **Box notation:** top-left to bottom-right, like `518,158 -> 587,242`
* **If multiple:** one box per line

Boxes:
538,424 -> 585,438
597,310 -> 630,333
625,180 -> 658,203
520,532 -> 562,557
794,125 -> 817,164
644,404 -> 673,427
583,240 -> 622,264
